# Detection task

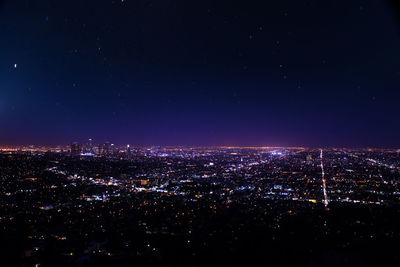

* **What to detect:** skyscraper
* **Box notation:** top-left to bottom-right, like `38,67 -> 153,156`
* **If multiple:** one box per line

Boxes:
70,142 -> 82,156
104,142 -> 111,155
86,138 -> 94,153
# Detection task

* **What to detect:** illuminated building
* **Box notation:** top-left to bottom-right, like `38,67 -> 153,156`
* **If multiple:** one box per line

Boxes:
70,142 -> 82,156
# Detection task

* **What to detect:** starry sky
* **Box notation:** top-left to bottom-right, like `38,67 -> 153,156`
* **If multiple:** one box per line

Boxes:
1,0 -> 400,147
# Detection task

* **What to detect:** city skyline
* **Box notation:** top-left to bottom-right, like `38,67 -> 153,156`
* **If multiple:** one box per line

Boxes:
1,1 -> 400,265
1,140 -> 400,150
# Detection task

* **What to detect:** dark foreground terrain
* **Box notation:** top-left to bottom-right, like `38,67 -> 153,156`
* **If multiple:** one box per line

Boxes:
1,148 -> 400,266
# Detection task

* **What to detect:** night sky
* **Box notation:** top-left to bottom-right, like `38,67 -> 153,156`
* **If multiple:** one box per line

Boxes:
1,0 -> 400,147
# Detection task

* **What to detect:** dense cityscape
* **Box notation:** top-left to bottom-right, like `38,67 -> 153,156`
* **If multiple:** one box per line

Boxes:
1,141 -> 400,266
2,0 -> 400,266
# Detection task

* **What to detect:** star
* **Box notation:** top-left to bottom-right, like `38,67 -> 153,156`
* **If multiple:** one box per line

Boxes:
13,64 -> 17,68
